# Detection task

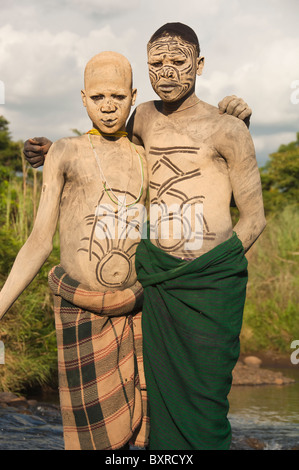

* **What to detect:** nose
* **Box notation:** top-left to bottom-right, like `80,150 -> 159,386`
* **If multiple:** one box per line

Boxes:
100,98 -> 116,113
160,66 -> 176,79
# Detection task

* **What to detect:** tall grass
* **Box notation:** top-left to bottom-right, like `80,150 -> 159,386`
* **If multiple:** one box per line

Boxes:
0,164 -> 60,393
241,204 -> 299,354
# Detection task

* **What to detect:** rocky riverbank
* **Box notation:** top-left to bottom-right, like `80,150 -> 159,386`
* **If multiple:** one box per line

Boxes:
232,355 -> 296,386
0,391 -> 61,415
0,355 -> 296,410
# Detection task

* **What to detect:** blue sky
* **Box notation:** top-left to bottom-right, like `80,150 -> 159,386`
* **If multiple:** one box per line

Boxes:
0,0 -> 298,165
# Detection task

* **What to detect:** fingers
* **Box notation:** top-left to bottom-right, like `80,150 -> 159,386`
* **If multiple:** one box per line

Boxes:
218,95 -> 252,122
237,108 -> 252,121
226,100 -> 245,116
23,151 -> 45,168
23,138 -> 46,168
24,137 -> 51,152
32,136 -> 50,145
23,137 -> 51,168
218,95 -> 238,113
24,138 -> 42,153
24,144 -> 42,155
24,150 -> 44,162
23,158 -> 44,169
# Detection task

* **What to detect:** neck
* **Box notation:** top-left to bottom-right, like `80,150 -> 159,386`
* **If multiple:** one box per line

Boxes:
87,127 -> 128,139
161,90 -> 199,115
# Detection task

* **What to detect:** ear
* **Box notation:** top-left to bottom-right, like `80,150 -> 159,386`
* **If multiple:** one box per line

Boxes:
196,56 -> 205,76
131,88 -> 137,106
81,90 -> 87,107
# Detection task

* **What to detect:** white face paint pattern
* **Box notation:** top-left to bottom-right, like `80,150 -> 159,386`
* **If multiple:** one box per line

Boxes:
147,35 -> 198,102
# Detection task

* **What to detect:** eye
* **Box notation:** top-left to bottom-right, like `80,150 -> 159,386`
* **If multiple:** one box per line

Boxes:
150,62 -> 163,68
173,60 -> 185,66
91,95 -> 104,101
112,95 -> 126,101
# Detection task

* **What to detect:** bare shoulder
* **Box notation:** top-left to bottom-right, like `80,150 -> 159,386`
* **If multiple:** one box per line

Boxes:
134,100 -> 161,125
135,100 -> 157,115
128,101 -> 158,145
213,112 -> 255,162
49,136 -> 83,153
199,99 -> 219,114
202,101 -> 251,148
200,99 -> 248,131
46,136 -> 84,166
219,112 -> 249,134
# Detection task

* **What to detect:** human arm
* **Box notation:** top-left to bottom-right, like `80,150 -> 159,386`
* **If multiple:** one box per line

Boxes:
218,95 -> 252,128
23,137 -> 53,168
219,120 -> 266,252
0,140 -> 65,319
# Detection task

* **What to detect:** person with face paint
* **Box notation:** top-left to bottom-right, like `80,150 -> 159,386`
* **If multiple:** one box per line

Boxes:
23,29 -> 251,167
21,23 -> 259,451
0,52 -> 150,450
130,23 -> 265,450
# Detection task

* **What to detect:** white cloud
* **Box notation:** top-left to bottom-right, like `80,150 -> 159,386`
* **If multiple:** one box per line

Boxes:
198,34 -> 299,127
0,23 -> 139,141
63,0 -> 140,15
0,0 -> 298,165
0,24 -> 137,102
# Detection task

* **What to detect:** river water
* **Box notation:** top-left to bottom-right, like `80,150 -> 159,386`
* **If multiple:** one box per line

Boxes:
228,368 -> 299,450
0,368 -> 298,451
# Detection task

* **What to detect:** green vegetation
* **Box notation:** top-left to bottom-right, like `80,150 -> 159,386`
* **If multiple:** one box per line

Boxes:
260,132 -> 299,215
0,116 -> 298,394
241,206 -> 299,354
0,116 -> 60,393
240,132 -> 299,354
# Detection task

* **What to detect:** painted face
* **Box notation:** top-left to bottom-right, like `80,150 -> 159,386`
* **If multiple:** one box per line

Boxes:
147,35 -> 202,103
82,64 -> 136,134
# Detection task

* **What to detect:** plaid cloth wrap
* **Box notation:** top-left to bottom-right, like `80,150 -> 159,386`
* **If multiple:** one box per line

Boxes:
48,265 -> 149,450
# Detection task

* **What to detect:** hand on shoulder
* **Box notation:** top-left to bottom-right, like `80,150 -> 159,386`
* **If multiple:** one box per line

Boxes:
23,136 -> 52,168
218,95 -> 252,127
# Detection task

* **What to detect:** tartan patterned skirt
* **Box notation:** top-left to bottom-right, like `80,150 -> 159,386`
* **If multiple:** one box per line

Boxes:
48,265 -> 149,450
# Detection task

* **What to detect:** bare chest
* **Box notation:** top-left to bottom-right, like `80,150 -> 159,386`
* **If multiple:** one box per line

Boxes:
145,117 -> 228,203
61,140 -> 144,211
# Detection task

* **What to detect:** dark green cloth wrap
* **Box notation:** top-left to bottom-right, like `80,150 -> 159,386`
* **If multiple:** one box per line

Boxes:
135,233 -> 248,450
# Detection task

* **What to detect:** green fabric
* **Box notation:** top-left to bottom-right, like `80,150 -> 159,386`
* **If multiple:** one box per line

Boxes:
135,232 -> 248,450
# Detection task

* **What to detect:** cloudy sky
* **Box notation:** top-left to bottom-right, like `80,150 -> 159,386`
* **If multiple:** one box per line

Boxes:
0,0 -> 298,165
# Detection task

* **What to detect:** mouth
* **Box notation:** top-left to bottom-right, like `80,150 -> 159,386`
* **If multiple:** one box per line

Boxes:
101,118 -> 118,127
157,83 -> 179,93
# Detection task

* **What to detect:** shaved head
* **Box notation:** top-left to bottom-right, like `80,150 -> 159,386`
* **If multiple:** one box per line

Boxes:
81,51 -> 136,134
84,51 -> 133,90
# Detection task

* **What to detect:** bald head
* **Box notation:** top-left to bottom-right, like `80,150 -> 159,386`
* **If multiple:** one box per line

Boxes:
84,51 -> 133,90
81,51 -> 137,135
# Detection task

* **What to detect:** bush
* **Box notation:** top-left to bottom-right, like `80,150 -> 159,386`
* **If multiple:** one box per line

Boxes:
241,205 -> 299,354
0,144 -> 60,393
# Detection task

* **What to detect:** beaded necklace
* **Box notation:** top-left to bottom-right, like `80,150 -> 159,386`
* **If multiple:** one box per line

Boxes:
86,129 -> 144,208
